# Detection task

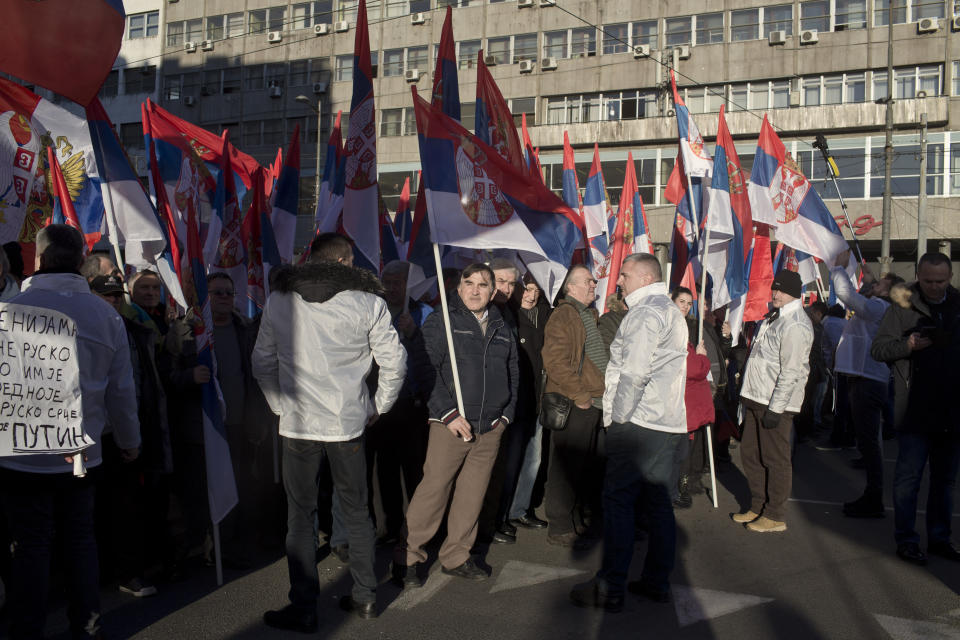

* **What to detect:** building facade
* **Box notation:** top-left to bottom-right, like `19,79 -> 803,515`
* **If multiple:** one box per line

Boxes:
100,0 -> 960,274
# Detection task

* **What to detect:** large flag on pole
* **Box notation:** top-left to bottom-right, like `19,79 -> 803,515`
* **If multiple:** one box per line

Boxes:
432,6 -> 460,121
704,105 -> 753,309
209,131 -> 247,312
603,152 -> 650,302
341,0 -> 379,270
244,167 -> 281,314
670,70 -> 713,179
48,146 -> 83,234
561,132 -> 583,213
748,114 -> 848,264
743,223 -> 775,323
313,110 -> 345,235
664,151 -> 702,293
270,125 -> 301,263
475,52 -> 525,171
413,89 -> 581,301
521,114 -> 543,184
1,0 -> 125,107
393,176 -> 412,257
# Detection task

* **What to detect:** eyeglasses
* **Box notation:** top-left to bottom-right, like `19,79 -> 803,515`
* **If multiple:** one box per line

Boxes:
209,289 -> 235,297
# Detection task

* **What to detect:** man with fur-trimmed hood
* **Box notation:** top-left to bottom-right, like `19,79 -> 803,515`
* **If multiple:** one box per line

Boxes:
253,261 -> 407,630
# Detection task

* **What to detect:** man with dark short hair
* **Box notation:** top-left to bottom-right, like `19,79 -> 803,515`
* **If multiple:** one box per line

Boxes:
308,232 -> 354,265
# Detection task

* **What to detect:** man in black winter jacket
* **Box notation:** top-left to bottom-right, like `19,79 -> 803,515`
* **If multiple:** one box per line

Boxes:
394,263 -> 519,584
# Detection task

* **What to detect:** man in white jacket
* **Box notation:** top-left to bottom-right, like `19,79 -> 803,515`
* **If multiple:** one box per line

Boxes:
253,262 -> 406,630
570,253 -> 688,612
735,269 -> 813,533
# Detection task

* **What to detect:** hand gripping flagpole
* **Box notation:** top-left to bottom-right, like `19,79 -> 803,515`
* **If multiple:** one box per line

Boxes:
812,134 -> 865,268
432,241 -> 467,424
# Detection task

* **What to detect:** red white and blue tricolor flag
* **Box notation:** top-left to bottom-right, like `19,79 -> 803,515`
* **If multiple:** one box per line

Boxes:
270,125 -> 300,263
475,52 -> 525,171
391,176 -> 412,258
313,110 -> 346,237
209,131 -> 247,313
342,0 -> 379,271
748,114 -> 848,265
603,152 -> 651,302
670,70 -> 713,179
48,146 -> 83,235
773,243 -> 818,286
1,0 -> 125,106
521,114 -> 543,184
561,132 -> 583,214
243,167 -> 281,314
664,150 -> 703,294
412,89 -> 581,301
743,223 -> 775,323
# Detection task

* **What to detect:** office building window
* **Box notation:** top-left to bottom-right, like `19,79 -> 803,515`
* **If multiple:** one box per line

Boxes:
266,63 -> 286,89
846,73 -> 866,102
250,7 -> 286,34
407,46 -> 429,71
125,66 -> 156,95
337,0 -> 358,22
571,28 -> 596,56
873,0 -> 908,26
544,31 -> 568,58
403,108 -> 417,136
835,0 -> 867,29
203,70 -> 221,95
458,40 -> 481,68
263,120 -> 284,146
870,142 -> 943,196
99,70 -> 119,98
632,20 -> 658,49
763,4 -> 793,36
245,65 -> 265,91
731,9 -> 760,40
914,0 -> 945,19
166,22 -> 184,47
290,61 -> 310,86
729,84 -> 748,110
383,49 -> 403,77
243,121 -> 263,147
223,68 -> 241,93
227,13 -> 245,37
128,11 -> 159,39
461,103 -> 476,131
665,16 -> 692,46
696,13 -> 724,44
335,55 -> 353,82
310,58 -> 331,84
163,75 -> 181,101
513,33 -> 537,62
603,23 -> 629,54
953,61 -> 960,96
381,109 -> 402,137
510,97 -> 535,126
293,2 -> 334,28
803,77 -> 821,106
800,1 -> 830,31
120,123 -> 145,151
206,15 -> 225,40
487,37 -> 510,65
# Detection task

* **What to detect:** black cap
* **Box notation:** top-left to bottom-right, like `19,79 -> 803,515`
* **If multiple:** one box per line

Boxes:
770,270 -> 802,299
90,275 -> 124,296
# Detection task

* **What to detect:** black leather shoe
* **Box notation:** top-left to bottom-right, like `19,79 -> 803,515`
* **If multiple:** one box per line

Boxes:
510,513 -> 548,529
843,493 -> 885,518
391,562 -> 424,589
441,558 -> 489,580
569,579 -> 623,613
491,530 -> 516,544
928,542 -> 960,562
339,595 -> 377,619
331,544 -> 350,563
499,521 -> 518,536
264,605 -> 318,633
627,580 -> 671,603
896,542 -> 928,566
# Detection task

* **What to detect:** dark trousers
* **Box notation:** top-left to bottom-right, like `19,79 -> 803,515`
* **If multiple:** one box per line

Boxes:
1,469 -> 100,640
171,440 -> 209,562
830,374 -> 855,446
545,406 -> 603,535
365,398 -> 427,537
95,434 -> 146,582
282,435 -> 376,608
741,399 -> 794,522
479,416 -> 535,535
893,432 -> 960,546
847,377 -> 888,495
597,422 -> 683,596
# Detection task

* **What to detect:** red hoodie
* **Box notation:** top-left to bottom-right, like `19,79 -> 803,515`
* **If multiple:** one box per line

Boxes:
685,343 -> 715,432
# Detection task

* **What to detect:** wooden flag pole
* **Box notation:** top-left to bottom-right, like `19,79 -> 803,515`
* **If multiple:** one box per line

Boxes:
432,242 -> 466,419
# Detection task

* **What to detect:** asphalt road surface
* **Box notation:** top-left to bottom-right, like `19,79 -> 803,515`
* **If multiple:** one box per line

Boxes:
20,438 -> 960,640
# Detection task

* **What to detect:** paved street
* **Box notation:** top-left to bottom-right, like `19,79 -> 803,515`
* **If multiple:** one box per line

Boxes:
25,438 -> 960,640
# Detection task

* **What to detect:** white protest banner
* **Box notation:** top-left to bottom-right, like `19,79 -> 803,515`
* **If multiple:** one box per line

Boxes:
0,303 -> 89,468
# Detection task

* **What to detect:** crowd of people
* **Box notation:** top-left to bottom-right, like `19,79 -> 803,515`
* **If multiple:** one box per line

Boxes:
0,226 -> 957,638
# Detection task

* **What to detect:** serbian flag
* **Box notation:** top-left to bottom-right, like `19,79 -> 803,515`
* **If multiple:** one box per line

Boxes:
141,103 -> 188,309
743,223 -> 775,323
48,146 -> 83,234
432,6 -> 461,121
0,78 -> 104,254
665,150 -> 704,293
603,153 -> 651,302
87,97 -> 168,273
244,167 -> 281,314
413,89 -> 580,301
183,175 -> 238,526
266,148 -> 282,198
521,114 -> 543,184
392,177 -> 412,256
748,114 -> 848,265
270,125 -> 300,263
561,132 -> 583,213
313,110 -> 345,236
670,70 -> 713,178
209,131 -> 247,313
1,0 -> 124,107
475,52 -> 525,171
341,0 -> 379,270
774,243 -> 818,285
704,105 -> 753,310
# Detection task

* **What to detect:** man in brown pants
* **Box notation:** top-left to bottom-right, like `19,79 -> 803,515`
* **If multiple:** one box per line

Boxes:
394,263 -> 519,585
735,270 -> 813,533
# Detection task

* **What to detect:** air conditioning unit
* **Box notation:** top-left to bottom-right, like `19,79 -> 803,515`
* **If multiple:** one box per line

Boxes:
184,41 -> 197,53
314,23 -> 330,36
800,29 -> 819,44
541,57 -> 558,70
519,59 -> 535,73
183,95 -> 196,106
411,12 -> 425,25
518,0 -> 534,7
917,17 -> 940,33
334,21 -> 349,33
768,30 -> 786,45
540,0 -> 556,5
676,45 -> 690,59
917,89 -> 928,98
405,69 -> 421,82
951,16 -> 960,31
313,81 -> 327,94
201,40 -> 214,51
633,44 -> 650,58
789,90 -> 801,107
267,31 -> 282,43
269,85 -> 282,98
483,54 -> 498,66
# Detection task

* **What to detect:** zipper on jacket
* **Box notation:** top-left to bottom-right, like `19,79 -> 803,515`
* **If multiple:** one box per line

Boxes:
478,318 -> 503,430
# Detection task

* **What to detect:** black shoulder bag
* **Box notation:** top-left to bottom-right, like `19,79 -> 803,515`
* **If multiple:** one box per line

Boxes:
539,347 -> 586,432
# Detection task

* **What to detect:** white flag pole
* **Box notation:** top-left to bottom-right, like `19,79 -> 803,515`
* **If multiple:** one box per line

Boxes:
705,425 -> 719,508
432,242 -> 466,418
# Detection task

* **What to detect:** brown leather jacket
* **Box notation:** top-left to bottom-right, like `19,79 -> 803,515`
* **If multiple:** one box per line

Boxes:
541,299 -> 605,407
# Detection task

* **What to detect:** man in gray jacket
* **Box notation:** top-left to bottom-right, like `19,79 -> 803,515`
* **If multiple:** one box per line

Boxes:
253,262 -> 406,629
735,269 -> 813,533
570,253 -> 688,611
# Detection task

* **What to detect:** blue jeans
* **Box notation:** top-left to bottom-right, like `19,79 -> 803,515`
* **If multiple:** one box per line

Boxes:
596,422 -> 683,596
1,469 -> 100,640
282,436 -> 376,608
893,432 -> 960,546
507,419 -> 543,520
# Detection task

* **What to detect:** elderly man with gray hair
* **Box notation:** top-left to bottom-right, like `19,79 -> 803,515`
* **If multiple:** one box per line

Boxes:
571,253 -> 688,612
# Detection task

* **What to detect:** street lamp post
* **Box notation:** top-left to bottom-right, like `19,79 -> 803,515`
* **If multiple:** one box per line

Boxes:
295,94 -> 323,210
